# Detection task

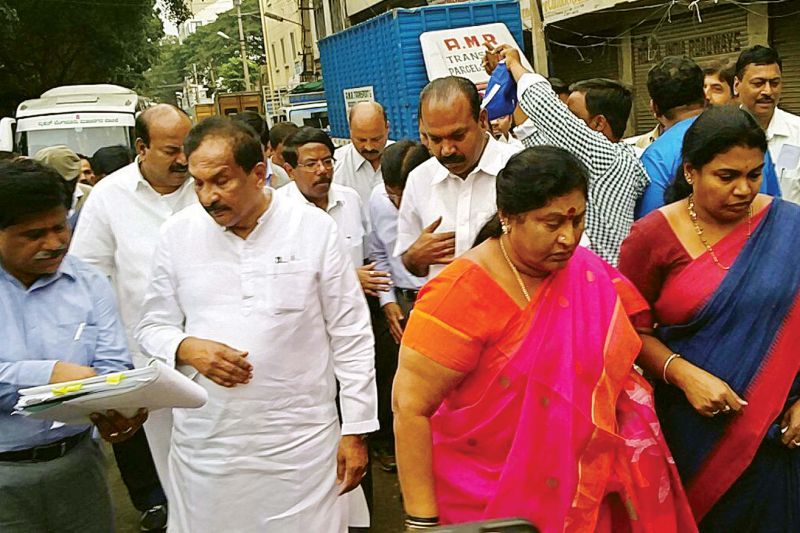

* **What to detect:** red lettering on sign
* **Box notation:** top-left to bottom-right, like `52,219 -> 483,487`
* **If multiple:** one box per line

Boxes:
464,35 -> 480,48
444,38 -> 460,51
483,34 -> 498,47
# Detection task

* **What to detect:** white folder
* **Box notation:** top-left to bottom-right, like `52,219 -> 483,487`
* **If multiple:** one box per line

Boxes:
14,359 -> 207,425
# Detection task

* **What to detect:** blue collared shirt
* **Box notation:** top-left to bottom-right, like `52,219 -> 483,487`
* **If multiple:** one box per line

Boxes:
637,116 -> 782,219
367,184 -> 426,307
0,255 -> 131,452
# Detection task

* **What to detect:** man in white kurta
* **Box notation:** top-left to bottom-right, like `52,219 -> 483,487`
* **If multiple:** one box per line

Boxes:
70,107 -> 196,502
135,118 -> 378,533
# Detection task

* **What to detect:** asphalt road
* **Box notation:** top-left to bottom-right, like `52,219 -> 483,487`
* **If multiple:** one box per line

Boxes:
107,443 -> 404,532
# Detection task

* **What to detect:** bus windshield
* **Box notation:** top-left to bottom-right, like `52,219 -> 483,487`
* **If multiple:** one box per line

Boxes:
18,125 -> 132,157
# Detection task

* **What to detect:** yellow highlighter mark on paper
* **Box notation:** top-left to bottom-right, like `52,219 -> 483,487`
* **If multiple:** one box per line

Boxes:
106,374 -> 126,385
52,384 -> 83,395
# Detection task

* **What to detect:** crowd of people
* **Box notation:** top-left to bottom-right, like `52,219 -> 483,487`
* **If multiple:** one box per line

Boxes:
1,40 -> 799,533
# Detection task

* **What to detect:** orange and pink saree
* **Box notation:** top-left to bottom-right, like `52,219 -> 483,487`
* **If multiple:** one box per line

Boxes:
402,248 -> 695,532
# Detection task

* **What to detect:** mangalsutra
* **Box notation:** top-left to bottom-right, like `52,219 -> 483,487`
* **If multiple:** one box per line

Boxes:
687,194 -> 751,271
499,236 -> 531,302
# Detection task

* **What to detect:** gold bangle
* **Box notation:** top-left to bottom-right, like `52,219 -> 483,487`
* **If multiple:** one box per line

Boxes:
662,353 -> 681,385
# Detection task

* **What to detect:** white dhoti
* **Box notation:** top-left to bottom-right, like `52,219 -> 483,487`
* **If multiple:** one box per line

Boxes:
166,376 -> 348,533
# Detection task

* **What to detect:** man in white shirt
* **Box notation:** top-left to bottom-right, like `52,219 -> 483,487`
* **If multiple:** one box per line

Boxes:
334,102 -> 391,207
396,76 -> 520,279
735,45 -> 800,203
268,121 -> 299,188
70,104 -> 195,529
280,126 -> 392,298
135,117 -> 377,532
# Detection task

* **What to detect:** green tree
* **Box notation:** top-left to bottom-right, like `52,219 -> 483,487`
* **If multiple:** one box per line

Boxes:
0,0 -> 189,116
142,0 -> 265,103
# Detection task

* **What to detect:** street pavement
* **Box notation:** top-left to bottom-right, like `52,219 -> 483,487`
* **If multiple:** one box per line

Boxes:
106,442 -> 404,532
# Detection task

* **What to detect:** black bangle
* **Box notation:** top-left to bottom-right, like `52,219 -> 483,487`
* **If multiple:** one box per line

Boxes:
404,515 -> 440,529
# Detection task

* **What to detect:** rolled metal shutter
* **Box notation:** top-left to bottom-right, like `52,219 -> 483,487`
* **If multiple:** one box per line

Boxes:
549,43 -> 620,85
771,2 -> 800,115
631,5 -> 748,134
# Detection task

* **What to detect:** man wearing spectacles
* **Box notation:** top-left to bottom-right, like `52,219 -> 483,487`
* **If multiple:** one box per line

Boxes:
276,126 -> 383,528
279,127 -> 393,299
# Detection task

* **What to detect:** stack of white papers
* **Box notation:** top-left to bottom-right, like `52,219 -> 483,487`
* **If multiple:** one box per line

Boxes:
14,359 -> 207,425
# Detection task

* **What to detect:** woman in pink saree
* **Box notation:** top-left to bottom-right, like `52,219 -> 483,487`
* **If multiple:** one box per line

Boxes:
393,146 -> 696,532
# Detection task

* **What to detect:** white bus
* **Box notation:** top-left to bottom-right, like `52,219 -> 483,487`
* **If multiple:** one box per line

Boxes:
0,84 -> 146,156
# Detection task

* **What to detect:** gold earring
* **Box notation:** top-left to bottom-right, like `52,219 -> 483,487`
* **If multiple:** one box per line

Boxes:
685,173 -> 693,185
501,220 -> 510,235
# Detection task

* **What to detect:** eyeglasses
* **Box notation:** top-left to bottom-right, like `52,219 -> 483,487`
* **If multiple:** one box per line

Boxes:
296,157 -> 335,171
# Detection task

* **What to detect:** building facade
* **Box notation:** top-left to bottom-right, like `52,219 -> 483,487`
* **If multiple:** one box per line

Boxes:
179,0 -> 235,41
541,0 -> 800,135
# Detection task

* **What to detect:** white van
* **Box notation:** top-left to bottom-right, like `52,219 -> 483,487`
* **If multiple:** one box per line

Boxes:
282,102 -> 329,131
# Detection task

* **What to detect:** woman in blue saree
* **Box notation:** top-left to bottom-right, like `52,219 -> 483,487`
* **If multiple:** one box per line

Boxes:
619,106 -> 800,531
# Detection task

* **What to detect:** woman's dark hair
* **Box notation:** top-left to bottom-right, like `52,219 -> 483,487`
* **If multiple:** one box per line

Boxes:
665,106 -> 767,203
92,145 -> 134,177
382,140 -> 431,189
0,159 -> 67,229
474,146 -> 589,245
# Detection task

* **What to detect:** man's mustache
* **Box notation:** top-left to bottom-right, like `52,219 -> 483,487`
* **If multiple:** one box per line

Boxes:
314,178 -> 332,187
757,97 -> 774,104
33,248 -> 67,260
203,201 -> 229,214
170,164 -> 189,173
439,154 -> 466,165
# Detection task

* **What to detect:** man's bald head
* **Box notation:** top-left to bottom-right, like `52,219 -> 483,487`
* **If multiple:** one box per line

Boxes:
419,76 -> 481,123
348,101 -> 389,165
135,104 -> 191,147
135,104 -> 193,193
349,101 -> 387,127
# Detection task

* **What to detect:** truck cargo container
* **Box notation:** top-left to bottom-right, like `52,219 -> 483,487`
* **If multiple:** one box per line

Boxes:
319,0 -> 525,140
193,102 -> 216,123
216,91 -> 263,116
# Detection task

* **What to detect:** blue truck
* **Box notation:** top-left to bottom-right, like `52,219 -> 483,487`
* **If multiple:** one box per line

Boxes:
319,0 -> 526,141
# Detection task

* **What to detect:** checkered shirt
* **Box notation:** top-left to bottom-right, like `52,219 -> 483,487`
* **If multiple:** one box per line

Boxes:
517,73 -> 650,265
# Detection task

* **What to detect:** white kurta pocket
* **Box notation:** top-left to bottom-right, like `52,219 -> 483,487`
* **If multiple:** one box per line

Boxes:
262,260 -> 315,313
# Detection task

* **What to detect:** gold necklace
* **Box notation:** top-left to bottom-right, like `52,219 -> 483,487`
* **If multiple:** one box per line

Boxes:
687,194 -> 752,271
499,236 -> 531,302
